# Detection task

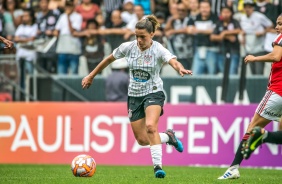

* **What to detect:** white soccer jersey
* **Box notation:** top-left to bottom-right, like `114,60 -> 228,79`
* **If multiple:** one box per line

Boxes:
113,40 -> 176,97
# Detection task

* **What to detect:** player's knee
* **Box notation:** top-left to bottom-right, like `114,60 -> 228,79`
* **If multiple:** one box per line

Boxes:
135,137 -> 149,146
146,124 -> 157,134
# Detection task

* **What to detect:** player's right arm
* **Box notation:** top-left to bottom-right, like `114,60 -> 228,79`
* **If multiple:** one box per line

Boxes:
82,54 -> 116,89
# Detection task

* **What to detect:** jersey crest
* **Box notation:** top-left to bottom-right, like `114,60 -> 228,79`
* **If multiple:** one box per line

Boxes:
144,55 -> 152,64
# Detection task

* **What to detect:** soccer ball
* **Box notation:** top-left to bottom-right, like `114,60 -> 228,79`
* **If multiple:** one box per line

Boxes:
71,154 -> 96,177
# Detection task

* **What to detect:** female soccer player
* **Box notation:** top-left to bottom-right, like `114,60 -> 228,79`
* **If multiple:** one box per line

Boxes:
218,14 -> 282,180
82,15 -> 192,178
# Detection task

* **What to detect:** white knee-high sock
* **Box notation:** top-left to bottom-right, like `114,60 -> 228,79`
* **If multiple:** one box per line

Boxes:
150,144 -> 162,167
159,133 -> 169,144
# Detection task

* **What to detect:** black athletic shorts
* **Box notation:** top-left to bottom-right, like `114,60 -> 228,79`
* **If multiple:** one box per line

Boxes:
127,91 -> 165,122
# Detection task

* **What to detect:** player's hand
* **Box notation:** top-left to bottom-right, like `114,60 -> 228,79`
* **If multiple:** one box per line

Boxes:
81,75 -> 93,89
244,55 -> 256,63
3,39 -> 13,49
179,69 -> 193,77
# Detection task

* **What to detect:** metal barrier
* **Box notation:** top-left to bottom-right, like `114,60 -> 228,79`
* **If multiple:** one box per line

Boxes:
31,63 -> 89,102
0,54 -> 37,101
0,54 -> 88,102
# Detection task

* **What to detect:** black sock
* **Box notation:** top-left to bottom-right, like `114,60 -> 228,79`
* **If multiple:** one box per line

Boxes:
264,131 -> 282,144
231,133 -> 250,167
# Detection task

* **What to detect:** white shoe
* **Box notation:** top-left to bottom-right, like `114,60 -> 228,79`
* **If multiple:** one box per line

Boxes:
217,165 -> 240,179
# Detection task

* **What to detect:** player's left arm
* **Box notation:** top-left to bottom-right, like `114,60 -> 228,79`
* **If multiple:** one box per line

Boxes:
244,45 -> 282,63
168,58 -> 192,77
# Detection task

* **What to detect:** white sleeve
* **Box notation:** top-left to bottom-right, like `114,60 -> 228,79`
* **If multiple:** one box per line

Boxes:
72,14 -> 82,31
112,42 -> 130,59
31,24 -> 38,37
55,15 -> 63,30
158,44 -> 176,63
259,13 -> 273,28
15,25 -> 23,36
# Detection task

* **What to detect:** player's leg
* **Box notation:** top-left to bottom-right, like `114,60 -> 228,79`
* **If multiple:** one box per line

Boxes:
234,112 -> 270,165
130,106 -> 166,178
243,116 -> 282,159
218,113 -> 271,179
130,116 -> 183,150
146,91 -> 183,152
128,93 -> 166,178
145,105 -> 166,178
218,90 -> 276,179
131,118 -> 150,146
128,95 -> 150,146
129,111 -> 183,150
263,130 -> 282,144
128,94 -> 170,146
164,129 -> 184,152
242,127 -> 282,159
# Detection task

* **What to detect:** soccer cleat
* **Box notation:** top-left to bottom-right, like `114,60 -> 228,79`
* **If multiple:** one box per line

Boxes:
154,165 -> 166,178
165,129 -> 183,152
218,165 -> 240,179
242,126 -> 264,160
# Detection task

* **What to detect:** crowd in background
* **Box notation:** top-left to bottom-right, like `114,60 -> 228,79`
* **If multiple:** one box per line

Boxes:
0,0 -> 281,100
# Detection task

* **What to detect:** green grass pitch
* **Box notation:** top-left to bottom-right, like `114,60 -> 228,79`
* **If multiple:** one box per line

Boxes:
0,164 -> 281,184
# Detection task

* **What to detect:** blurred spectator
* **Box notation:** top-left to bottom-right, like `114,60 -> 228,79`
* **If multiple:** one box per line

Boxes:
121,0 -> 136,24
36,0 -> 60,73
126,5 -> 144,31
104,9 -> 128,51
168,2 -> 178,19
54,0 -> 82,75
165,1 -> 193,69
91,0 -> 101,6
239,0 -> 272,75
154,11 -> 166,44
48,0 -> 66,10
210,0 -> 230,16
125,5 -> 144,39
75,0 -> 100,30
255,0 -> 277,25
273,0 -> 282,17
2,0 -> 23,41
0,6 -> 5,42
14,9 -> 37,89
134,0 -> 153,15
36,0 -> 60,38
152,0 -> 170,20
225,0 -> 237,13
188,0 -> 200,21
105,58 -> 129,102
188,0 -> 218,75
210,6 -> 241,75
103,0 -> 124,28
94,13 -> 105,28
181,0 -> 189,9
75,19 -> 104,73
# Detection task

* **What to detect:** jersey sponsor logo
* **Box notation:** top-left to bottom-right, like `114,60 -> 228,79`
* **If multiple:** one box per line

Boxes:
264,110 -> 282,118
132,69 -> 151,82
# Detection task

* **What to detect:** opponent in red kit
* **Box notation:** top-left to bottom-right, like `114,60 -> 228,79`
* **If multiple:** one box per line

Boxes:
218,14 -> 282,180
